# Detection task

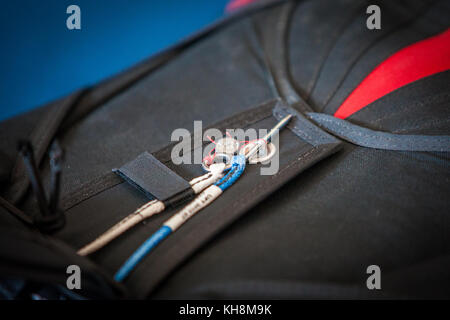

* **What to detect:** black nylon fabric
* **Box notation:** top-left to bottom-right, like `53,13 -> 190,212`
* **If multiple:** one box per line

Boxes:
0,209 -> 127,299
1,0 -> 449,299
348,70 -> 450,134
288,0 -> 450,113
53,100 -> 342,297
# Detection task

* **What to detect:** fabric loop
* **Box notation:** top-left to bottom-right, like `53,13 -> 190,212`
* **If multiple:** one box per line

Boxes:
307,112 -> 450,152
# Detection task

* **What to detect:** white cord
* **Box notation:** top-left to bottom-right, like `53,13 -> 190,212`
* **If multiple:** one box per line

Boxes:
77,163 -> 225,256
77,200 -> 164,256
164,185 -> 222,231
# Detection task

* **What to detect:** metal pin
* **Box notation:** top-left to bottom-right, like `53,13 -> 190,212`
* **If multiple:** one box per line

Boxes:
243,114 -> 293,160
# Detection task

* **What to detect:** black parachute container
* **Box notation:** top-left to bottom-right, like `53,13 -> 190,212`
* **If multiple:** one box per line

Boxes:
0,0 -> 449,299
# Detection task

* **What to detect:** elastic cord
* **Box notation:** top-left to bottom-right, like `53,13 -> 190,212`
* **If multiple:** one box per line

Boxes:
114,155 -> 246,282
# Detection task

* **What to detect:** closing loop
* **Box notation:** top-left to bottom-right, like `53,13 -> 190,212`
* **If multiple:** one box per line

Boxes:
202,153 -> 232,172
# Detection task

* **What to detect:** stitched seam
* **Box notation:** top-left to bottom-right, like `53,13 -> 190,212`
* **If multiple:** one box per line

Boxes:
321,0 -> 436,113
62,173 -> 122,211
172,113 -> 274,161
154,103 -> 275,162
60,102 -> 278,212
306,2 -> 363,102
369,92 -> 450,125
394,118 -> 450,133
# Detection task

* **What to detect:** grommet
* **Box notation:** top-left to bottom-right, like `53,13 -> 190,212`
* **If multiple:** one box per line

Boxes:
242,142 -> 277,164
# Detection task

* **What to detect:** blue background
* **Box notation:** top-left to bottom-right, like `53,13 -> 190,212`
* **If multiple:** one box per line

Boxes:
0,0 -> 229,121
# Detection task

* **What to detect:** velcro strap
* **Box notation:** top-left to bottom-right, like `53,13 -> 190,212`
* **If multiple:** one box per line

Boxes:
113,152 -> 191,201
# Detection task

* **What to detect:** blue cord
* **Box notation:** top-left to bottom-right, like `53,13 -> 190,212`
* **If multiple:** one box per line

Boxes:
114,225 -> 172,282
114,155 -> 246,282
214,155 -> 246,191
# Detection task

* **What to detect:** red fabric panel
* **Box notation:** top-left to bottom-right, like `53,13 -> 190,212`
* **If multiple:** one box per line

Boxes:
334,28 -> 450,119
226,0 -> 259,13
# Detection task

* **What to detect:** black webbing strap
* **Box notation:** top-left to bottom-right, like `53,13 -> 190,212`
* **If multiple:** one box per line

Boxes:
307,112 -> 450,152
132,145 -> 343,298
0,196 -> 34,226
56,101 -> 276,216
274,104 -> 340,146
4,89 -> 90,206
124,101 -> 343,297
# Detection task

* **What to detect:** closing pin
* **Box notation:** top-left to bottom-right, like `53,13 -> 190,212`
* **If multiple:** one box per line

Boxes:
242,114 -> 293,161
